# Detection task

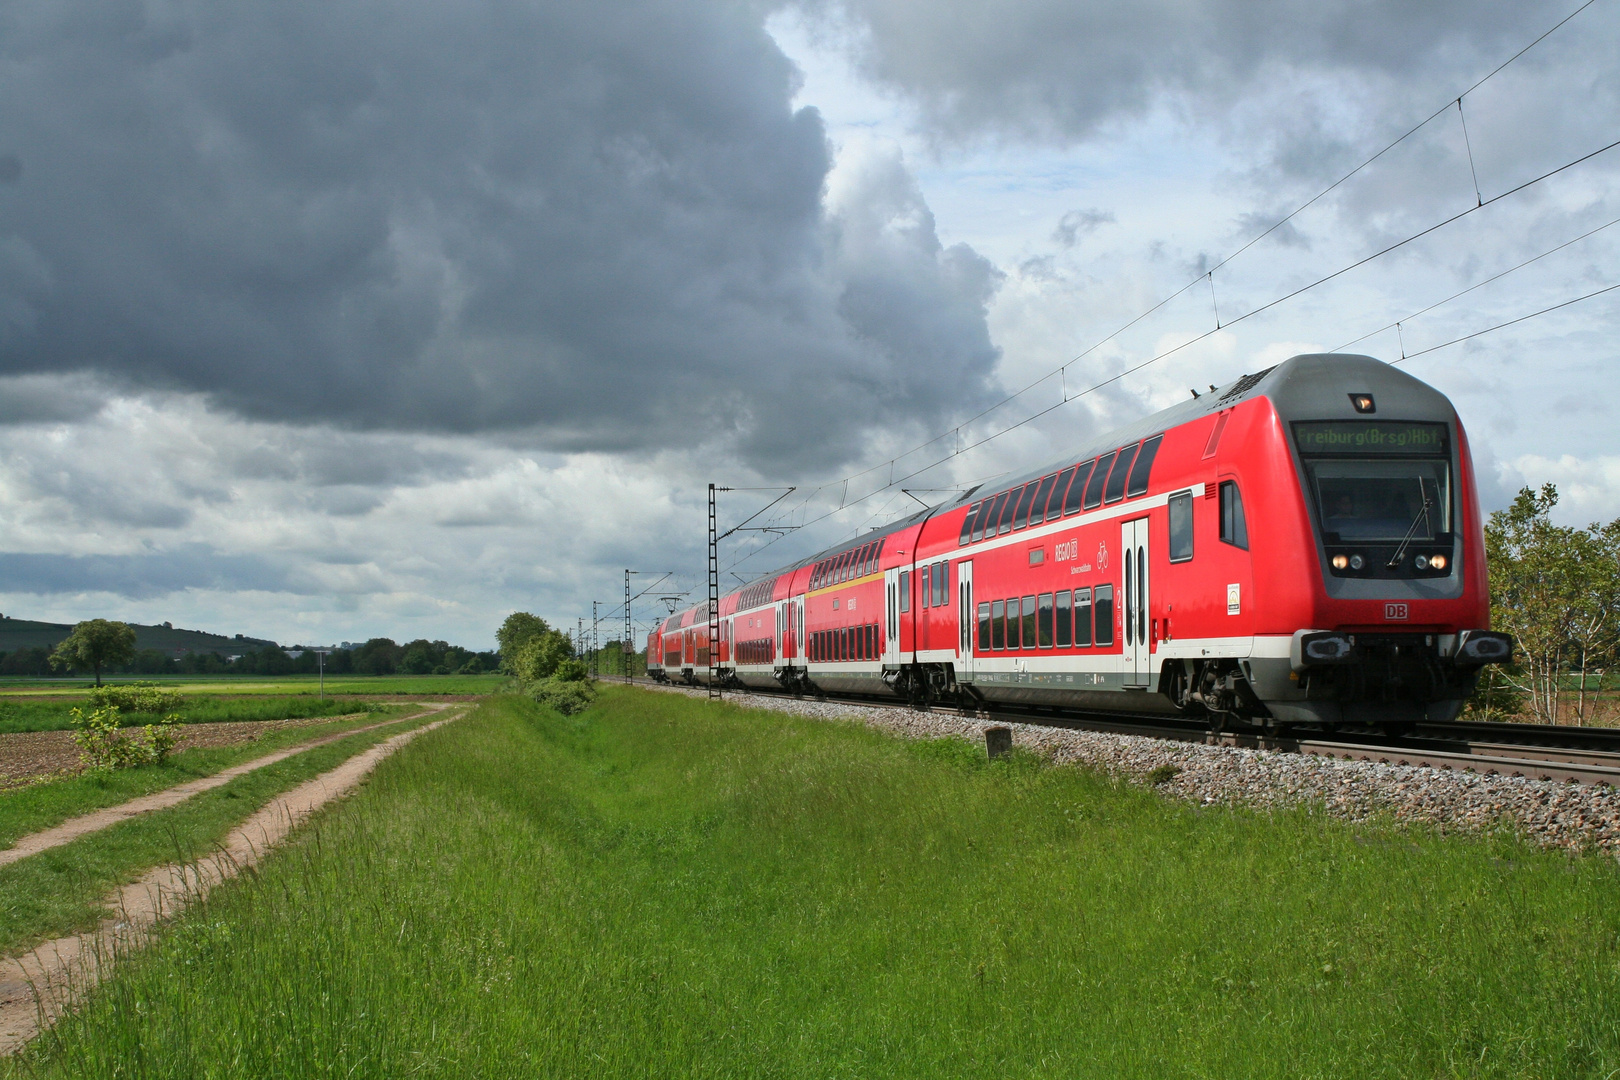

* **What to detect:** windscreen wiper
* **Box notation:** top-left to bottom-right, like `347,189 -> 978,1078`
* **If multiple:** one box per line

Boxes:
1387,494 -> 1433,569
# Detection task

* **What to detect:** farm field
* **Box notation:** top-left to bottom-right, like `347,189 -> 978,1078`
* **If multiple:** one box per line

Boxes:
0,674 -> 509,698
12,687 -> 1620,1077
0,706 -> 442,958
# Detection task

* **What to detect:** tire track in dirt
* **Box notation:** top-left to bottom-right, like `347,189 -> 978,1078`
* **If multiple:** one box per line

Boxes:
0,705 -> 447,868
0,705 -> 469,1056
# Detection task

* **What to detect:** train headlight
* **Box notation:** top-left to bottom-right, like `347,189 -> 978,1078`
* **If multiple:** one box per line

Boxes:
1331,554 -> 1348,570
1429,553 -> 1447,571
1414,554 -> 1429,569
1455,630 -> 1512,665
1348,554 -> 1365,571
1292,630 -> 1357,671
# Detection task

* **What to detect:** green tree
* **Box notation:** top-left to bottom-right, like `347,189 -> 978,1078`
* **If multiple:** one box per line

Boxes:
496,612 -> 552,659
497,612 -> 575,683
1484,485 -> 1620,724
49,619 -> 138,687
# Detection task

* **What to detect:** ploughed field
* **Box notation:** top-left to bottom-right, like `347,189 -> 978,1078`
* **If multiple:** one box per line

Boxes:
14,687 -> 1620,1078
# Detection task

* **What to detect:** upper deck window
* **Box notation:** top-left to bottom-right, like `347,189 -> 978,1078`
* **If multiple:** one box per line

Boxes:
1064,461 -> 1093,516
1104,444 -> 1138,504
1083,453 -> 1113,510
1027,473 -> 1058,527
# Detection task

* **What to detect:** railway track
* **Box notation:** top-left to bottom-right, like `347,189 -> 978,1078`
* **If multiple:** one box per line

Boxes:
631,677 -> 1620,787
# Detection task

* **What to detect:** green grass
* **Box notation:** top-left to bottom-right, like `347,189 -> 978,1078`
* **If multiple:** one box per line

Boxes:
0,693 -> 390,734
15,687 -> 1620,1077
0,707 -> 416,849
0,710 -> 445,956
0,674 -> 509,697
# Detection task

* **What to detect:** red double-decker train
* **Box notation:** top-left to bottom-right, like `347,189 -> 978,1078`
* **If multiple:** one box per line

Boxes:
646,353 -> 1510,730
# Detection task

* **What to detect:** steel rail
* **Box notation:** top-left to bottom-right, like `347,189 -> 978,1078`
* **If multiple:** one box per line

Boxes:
634,677 -> 1620,786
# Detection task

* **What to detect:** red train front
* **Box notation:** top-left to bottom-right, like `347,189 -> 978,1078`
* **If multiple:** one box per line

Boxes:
665,354 -> 1509,730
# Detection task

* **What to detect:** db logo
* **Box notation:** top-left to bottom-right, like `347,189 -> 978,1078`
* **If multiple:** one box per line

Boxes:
1385,603 -> 1409,621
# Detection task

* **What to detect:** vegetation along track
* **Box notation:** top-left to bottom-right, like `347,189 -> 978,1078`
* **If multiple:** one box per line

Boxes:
635,678 -> 1620,786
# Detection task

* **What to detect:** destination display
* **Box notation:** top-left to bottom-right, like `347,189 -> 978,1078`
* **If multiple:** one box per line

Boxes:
1292,421 -> 1448,456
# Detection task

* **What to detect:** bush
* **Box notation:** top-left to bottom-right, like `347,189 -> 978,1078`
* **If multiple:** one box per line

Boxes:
87,681 -> 185,716
532,678 -> 596,716
71,705 -> 181,770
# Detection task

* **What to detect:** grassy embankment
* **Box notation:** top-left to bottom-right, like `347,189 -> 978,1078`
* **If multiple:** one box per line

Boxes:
15,686 -> 1620,1077
0,674 -> 508,698
0,707 -> 443,956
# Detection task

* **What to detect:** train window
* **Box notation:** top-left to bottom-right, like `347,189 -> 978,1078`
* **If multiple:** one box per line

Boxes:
1004,599 -> 1019,649
1105,444 -> 1138,503
899,570 -> 910,612
1047,466 -> 1078,520
866,541 -> 879,575
1038,593 -> 1054,648
1021,595 -> 1037,650
1168,492 -> 1193,561
960,504 -> 979,546
1127,435 -> 1162,497
996,486 -> 1021,535
933,561 -> 949,606
991,600 -> 1006,649
1012,483 -> 1039,530
970,500 -> 990,543
1074,588 -> 1092,646
1028,473 -> 1058,527
918,564 -> 931,609
840,550 -> 853,582
1063,461 -> 1092,516
1084,453 -> 1113,509
980,490 -> 1007,539
1220,481 -> 1249,549
1055,589 -> 1072,647
978,602 -> 992,651
1094,584 -> 1115,646
868,623 -> 877,659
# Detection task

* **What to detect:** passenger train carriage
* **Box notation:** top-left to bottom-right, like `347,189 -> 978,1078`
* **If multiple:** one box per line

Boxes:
647,354 -> 1511,730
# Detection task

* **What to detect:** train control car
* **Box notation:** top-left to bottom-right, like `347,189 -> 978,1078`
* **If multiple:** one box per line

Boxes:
665,354 -> 1510,730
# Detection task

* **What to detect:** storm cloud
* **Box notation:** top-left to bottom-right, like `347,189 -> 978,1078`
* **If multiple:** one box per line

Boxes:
0,0 -> 999,466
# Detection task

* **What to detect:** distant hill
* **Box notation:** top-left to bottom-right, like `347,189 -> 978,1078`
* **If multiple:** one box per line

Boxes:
0,616 -> 278,657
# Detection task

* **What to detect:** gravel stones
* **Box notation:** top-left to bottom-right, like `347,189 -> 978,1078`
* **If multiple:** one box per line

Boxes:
650,685 -> 1620,854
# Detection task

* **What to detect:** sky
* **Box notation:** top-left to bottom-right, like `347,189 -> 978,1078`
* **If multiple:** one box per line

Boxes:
0,0 -> 1615,649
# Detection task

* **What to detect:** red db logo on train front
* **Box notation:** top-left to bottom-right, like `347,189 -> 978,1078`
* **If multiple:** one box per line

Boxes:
1385,603 -> 1408,620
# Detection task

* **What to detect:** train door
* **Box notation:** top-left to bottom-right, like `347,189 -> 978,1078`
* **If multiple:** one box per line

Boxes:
793,598 -> 805,668
956,560 -> 974,680
774,602 -> 786,667
1122,518 -> 1151,686
884,567 -> 901,665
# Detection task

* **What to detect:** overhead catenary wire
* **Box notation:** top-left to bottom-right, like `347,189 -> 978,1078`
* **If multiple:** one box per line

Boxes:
743,0 -> 1606,535
712,0 -> 1616,581
722,128 -> 1620,578
1334,211 -> 1620,352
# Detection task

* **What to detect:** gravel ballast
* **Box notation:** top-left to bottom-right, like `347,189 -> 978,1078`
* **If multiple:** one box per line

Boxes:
645,684 -> 1620,853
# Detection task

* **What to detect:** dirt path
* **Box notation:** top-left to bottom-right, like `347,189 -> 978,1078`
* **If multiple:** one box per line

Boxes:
0,705 -> 468,1056
0,705 -> 447,868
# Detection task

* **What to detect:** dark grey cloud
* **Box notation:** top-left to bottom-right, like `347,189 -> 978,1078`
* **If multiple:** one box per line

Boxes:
0,546 -> 292,599
0,0 -> 999,469
808,0 -> 1568,143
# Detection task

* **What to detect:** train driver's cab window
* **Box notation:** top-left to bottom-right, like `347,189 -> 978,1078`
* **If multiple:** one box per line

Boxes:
1094,584 -> 1115,646
1219,481 -> 1249,550
899,570 -> 910,612
1168,492 -> 1194,562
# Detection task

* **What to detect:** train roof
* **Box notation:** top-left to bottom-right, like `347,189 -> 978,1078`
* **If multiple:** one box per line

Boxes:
712,352 -> 1447,609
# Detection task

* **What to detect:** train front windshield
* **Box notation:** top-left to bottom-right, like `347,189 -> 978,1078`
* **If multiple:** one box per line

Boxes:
1292,421 -> 1452,542
1305,460 -> 1450,541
